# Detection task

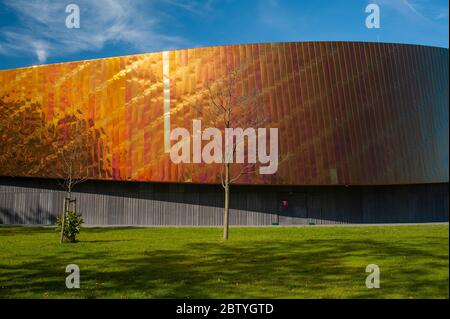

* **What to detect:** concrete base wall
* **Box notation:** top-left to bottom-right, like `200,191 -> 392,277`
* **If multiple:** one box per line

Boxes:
0,177 -> 448,225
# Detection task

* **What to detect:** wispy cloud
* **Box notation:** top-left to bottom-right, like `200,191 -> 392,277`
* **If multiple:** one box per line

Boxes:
402,0 -> 429,20
371,0 -> 448,25
435,7 -> 449,20
162,0 -> 216,15
32,40 -> 49,63
0,0 -> 189,64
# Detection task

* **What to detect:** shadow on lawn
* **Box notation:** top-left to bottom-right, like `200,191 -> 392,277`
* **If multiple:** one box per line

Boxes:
0,225 -> 53,236
1,233 -> 448,299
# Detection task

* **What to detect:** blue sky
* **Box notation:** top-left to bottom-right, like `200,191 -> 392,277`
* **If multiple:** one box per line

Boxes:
0,0 -> 448,70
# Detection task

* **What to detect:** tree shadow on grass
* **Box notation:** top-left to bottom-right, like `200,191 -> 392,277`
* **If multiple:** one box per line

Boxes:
81,239 -> 133,243
0,236 -> 448,299
0,225 -> 53,236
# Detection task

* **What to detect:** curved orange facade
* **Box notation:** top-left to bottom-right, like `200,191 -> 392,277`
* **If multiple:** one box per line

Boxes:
0,42 -> 448,185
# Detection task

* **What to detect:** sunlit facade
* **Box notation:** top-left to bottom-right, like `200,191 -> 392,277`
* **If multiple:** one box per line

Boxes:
0,42 -> 448,225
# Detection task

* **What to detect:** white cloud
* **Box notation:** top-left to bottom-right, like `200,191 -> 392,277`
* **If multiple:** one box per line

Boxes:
32,40 -> 49,63
435,8 -> 449,20
402,0 -> 428,19
371,0 -> 448,25
162,0 -> 216,14
0,0 -> 189,64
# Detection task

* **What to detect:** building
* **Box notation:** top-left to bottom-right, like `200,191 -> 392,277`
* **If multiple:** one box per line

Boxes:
0,41 -> 448,225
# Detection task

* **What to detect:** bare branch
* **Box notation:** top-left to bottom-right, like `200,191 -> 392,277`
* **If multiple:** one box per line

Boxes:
229,163 -> 258,184
56,105 -> 90,197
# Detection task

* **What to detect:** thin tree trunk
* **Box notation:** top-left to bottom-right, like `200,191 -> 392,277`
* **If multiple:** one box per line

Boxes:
60,197 -> 66,243
223,163 -> 230,240
60,187 -> 71,243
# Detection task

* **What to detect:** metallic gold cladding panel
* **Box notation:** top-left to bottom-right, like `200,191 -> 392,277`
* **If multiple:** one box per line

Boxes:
0,42 -> 448,185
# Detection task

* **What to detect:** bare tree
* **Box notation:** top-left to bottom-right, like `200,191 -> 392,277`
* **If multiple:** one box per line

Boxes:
56,109 -> 90,243
193,65 -> 268,240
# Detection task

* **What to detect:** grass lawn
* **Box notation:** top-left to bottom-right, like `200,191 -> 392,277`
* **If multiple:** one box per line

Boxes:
0,224 -> 448,299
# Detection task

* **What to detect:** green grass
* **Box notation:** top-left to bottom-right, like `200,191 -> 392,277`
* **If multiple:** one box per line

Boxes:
0,224 -> 448,299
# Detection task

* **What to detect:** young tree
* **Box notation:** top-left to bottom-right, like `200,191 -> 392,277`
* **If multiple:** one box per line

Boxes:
56,109 -> 90,243
194,65 -> 267,240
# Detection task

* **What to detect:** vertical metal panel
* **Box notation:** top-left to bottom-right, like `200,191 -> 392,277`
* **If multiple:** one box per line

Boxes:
0,180 -> 448,226
0,42 -> 448,186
